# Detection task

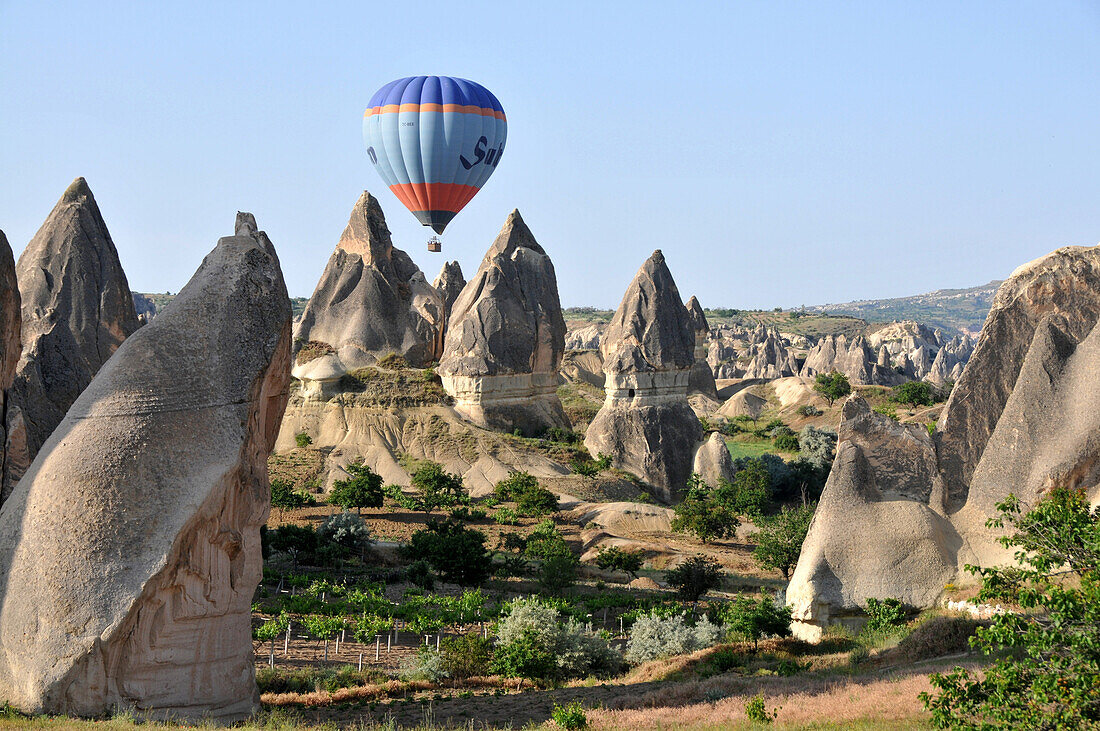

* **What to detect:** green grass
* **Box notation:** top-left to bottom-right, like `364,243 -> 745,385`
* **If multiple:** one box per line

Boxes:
724,436 -> 780,461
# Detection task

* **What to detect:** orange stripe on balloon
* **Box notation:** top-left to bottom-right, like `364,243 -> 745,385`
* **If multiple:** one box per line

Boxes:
364,104 -> 505,120
388,183 -> 482,215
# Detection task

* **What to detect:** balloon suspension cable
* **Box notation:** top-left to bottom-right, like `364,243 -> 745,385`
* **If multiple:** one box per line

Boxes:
427,236 -> 442,253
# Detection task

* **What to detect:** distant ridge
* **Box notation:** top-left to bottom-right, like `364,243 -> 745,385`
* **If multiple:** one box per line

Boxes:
803,281 -> 1001,334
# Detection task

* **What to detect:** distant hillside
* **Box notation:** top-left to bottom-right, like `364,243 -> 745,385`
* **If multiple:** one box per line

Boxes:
138,293 -> 310,319
563,306 -> 868,339
803,281 -> 1000,334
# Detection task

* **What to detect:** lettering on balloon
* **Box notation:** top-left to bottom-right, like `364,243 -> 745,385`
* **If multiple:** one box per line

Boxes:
460,136 -> 505,170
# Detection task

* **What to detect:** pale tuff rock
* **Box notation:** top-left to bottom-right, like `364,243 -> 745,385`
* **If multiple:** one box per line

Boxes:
7,177 -> 139,492
0,212 -> 292,719
584,250 -> 702,500
693,432 -> 736,487
438,210 -> 568,435
432,260 -> 465,321
789,245 -> 1100,641
291,352 -> 347,402
294,192 -> 444,369
717,389 -> 767,420
565,322 -> 604,350
685,296 -> 719,398
0,232 -> 21,503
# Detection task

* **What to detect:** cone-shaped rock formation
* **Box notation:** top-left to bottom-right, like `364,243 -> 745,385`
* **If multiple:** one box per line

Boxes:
295,192 -> 444,369
0,213 -> 292,718
7,178 -> 139,491
685,296 -> 719,398
438,210 -> 568,435
584,250 -> 702,500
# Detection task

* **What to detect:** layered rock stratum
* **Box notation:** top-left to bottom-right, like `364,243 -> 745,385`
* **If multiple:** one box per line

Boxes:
584,250 -> 702,500
7,177 -> 139,492
295,192 -> 444,369
0,213 -> 292,718
788,244 -> 1100,640
437,210 -> 568,435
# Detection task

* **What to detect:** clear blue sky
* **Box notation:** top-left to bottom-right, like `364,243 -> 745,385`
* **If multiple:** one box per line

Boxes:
2,1 -> 1098,309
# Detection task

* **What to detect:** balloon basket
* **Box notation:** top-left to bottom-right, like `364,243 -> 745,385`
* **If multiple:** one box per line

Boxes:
427,237 -> 442,253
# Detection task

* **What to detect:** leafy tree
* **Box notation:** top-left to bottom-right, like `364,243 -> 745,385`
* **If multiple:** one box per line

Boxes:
891,380 -> 935,408
494,472 -> 558,516
491,628 -> 556,685
774,430 -> 800,452
666,555 -> 723,606
717,460 -> 772,516
863,597 -> 907,632
921,486 -> 1100,728
318,512 -> 372,560
405,559 -> 435,589
752,504 -> 815,579
403,518 -> 491,586
538,553 -> 578,593
267,524 -> 318,570
813,371 -> 851,406
671,477 -> 739,543
270,479 -> 315,513
440,633 -> 493,680
387,461 -> 469,514
330,462 -> 384,515
722,593 -> 792,649
594,546 -> 644,578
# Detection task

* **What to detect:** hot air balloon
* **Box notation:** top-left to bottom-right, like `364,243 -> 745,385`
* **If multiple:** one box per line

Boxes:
363,76 -> 507,251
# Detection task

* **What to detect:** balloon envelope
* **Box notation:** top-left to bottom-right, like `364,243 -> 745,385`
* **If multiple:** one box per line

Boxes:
363,76 -> 506,235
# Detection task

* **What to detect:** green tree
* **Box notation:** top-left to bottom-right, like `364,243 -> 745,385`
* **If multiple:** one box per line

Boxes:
813,371 -> 851,406
891,380 -> 935,408
594,546 -> 644,578
722,593 -> 792,649
717,460 -> 772,516
440,633 -> 493,680
666,555 -> 723,606
671,477 -> 740,543
491,628 -> 556,685
410,461 -> 468,514
267,524 -> 318,570
751,504 -> 815,580
270,479 -> 315,514
330,462 -> 384,515
921,486 -> 1100,729
403,517 -> 492,586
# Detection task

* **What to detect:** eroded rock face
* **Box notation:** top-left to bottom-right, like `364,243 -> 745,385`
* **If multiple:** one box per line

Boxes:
0,232 -> 21,502
432,260 -> 465,322
685,296 -> 719,399
7,178 -> 139,491
693,432 -> 735,487
584,250 -> 702,500
438,210 -> 568,435
0,212 -> 292,719
295,192 -> 444,369
789,245 -> 1100,640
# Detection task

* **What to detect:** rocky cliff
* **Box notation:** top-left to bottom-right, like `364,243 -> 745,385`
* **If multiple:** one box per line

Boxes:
438,210 -> 568,435
295,192 -> 444,369
0,213 -> 291,718
7,177 -> 139,492
788,244 -> 1100,640
584,250 -> 702,500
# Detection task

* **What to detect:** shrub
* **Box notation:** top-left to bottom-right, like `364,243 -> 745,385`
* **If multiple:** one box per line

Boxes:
594,546 -> 644,577
796,404 -> 822,417
594,453 -> 613,470
267,525 -> 318,569
551,701 -> 588,730
873,402 -> 899,421
401,646 -> 448,683
666,556 -> 723,604
797,426 -> 837,469
543,427 -> 582,444
751,504 -> 815,580
330,462 -> 384,515
893,615 -> 983,663
744,693 -> 778,724
813,371 -> 851,405
318,512 -> 372,556
722,594 -> 792,649
377,352 -> 409,369
774,431 -> 800,452
403,518 -> 492,586
270,479 -> 315,511
494,472 -> 558,516
440,633 -> 492,680
493,507 -> 520,525
538,553 -> 578,593
863,597 -> 907,632
405,559 -> 435,589
492,599 -> 621,683
294,432 -> 312,448
570,459 -> 599,477
716,460 -> 771,516
891,380 -> 935,408
671,475 -> 740,543
624,613 -> 723,664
